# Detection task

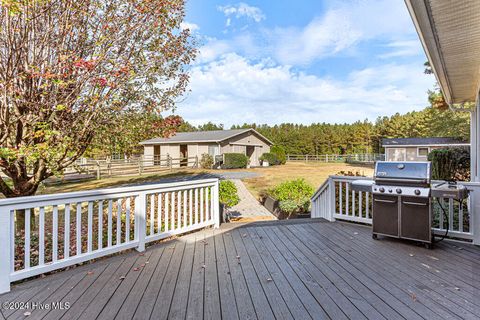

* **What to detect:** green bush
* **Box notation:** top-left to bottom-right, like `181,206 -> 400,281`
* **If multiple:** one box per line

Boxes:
259,152 -> 279,165
428,147 -> 470,181
199,153 -> 214,169
219,180 -> 240,208
269,179 -> 314,215
271,145 -> 286,164
223,153 -> 248,169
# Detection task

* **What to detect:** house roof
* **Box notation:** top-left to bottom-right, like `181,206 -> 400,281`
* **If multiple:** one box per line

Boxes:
405,0 -> 480,104
382,137 -> 469,147
140,129 -> 273,145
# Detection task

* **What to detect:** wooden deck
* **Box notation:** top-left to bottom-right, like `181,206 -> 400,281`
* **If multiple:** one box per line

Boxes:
1,219 -> 479,320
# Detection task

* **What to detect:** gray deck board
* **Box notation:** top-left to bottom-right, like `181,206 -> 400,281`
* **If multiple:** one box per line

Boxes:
214,232 -> 239,320
302,223 -> 456,320
334,222 -> 480,314
203,229 -> 221,320
230,229 -> 276,320
1,220 -> 479,320
244,228 -> 312,319
222,230 -> 258,320
185,232 -> 205,320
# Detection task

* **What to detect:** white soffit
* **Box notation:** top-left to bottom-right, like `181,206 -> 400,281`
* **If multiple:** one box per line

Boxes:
405,0 -> 480,104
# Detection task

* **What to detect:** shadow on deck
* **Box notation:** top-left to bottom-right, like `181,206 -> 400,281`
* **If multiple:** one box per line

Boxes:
1,219 -> 479,320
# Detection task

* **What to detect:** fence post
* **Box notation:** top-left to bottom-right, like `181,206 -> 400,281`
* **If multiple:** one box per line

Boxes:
167,155 -> 172,170
135,193 -> 147,252
138,158 -> 143,175
96,161 -> 101,180
213,180 -> 220,228
0,208 -> 12,293
328,177 -> 336,222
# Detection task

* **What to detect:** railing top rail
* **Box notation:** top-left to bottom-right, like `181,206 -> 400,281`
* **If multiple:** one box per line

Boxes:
311,178 -> 330,200
0,178 -> 218,207
328,175 -> 373,181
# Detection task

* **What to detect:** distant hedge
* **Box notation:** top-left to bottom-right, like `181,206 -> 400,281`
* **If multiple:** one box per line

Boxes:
271,145 -> 286,164
223,153 -> 248,169
428,147 -> 470,181
259,152 -> 279,165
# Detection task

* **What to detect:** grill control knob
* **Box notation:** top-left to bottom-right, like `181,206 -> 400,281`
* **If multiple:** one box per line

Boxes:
388,189 -> 393,193
396,188 -> 402,194
414,189 -> 421,196
379,187 -> 385,193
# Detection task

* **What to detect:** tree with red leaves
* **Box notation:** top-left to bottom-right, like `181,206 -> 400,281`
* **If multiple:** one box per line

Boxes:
0,0 -> 196,197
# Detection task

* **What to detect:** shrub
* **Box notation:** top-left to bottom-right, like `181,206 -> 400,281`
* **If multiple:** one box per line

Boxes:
259,152 -> 279,165
271,145 -> 286,164
428,147 -> 470,181
199,153 -> 214,169
269,179 -> 314,215
223,153 -> 248,169
219,180 -> 240,208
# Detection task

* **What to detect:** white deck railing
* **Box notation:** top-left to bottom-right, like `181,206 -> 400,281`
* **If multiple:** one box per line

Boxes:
311,176 -> 480,245
0,178 -> 219,294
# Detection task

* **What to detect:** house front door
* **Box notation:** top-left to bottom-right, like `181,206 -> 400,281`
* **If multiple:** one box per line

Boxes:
180,145 -> 188,167
246,146 -> 255,166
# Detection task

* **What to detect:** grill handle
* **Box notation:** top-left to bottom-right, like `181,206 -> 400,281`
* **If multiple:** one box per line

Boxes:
374,198 -> 397,204
403,201 -> 427,206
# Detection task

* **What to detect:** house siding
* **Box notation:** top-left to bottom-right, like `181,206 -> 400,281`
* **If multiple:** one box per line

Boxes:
143,130 -> 271,167
385,145 -> 455,162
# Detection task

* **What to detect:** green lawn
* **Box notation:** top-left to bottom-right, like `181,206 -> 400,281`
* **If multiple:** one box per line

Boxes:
37,162 -> 373,198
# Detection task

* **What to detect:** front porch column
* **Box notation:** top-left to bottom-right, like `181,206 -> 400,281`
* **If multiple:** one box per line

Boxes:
471,92 -> 480,245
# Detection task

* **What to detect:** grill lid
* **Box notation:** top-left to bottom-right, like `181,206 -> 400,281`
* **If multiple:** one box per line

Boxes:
374,161 -> 431,185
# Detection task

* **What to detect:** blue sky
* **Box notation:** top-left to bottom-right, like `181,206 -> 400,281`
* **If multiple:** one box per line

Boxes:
173,0 -> 435,127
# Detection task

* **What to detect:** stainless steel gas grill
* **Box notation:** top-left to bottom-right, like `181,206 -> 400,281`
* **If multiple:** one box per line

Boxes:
352,161 -> 469,248
370,161 -> 433,247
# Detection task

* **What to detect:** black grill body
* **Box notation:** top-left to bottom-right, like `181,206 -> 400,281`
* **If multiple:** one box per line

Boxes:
372,161 -> 432,247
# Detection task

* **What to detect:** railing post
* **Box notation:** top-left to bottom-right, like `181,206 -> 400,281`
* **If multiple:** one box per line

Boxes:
135,193 -> 147,252
328,177 -> 336,222
471,189 -> 480,245
0,207 -> 12,293
213,180 -> 220,228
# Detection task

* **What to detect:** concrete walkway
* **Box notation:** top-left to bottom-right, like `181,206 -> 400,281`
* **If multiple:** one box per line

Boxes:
228,179 -> 276,221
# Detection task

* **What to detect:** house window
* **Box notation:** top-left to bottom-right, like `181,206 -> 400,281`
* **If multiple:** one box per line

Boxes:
417,147 -> 429,157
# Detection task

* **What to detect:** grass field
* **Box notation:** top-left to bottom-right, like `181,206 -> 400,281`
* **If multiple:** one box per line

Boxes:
241,162 -> 374,199
38,162 -> 373,198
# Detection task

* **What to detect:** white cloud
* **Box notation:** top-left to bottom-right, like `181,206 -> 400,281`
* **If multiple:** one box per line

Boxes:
377,40 -> 423,59
174,54 -> 435,126
180,22 -> 200,32
268,11 -> 361,65
217,2 -> 266,25
200,0 -> 422,66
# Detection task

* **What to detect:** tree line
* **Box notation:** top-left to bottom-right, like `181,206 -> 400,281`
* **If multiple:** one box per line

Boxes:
85,105 -> 470,158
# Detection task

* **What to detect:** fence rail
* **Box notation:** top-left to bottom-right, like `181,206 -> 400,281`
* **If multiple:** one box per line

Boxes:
287,153 -> 384,163
0,178 -> 219,293
311,175 -> 480,245
64,156 -> 199,180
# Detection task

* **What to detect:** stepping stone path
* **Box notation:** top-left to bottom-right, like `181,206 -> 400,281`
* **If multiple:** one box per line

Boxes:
228,179 -> 276,221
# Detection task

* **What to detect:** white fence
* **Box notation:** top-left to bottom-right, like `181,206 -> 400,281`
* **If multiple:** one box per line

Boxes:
287,153 -> 384,163
66,155 -> 199,180
311,175 -> 480,245
0,178 -> 219,294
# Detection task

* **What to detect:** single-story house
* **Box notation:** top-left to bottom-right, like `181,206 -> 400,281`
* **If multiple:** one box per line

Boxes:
140,129 -> 272,167
382,137 -> 469,162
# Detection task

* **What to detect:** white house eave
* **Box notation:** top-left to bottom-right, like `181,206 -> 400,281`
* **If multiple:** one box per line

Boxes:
404,0 -> 452,103
405,0 -> 480,105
